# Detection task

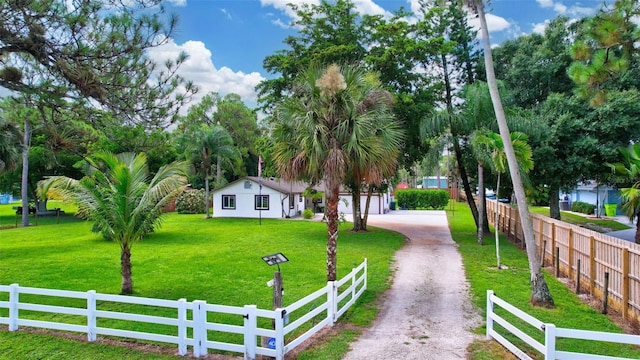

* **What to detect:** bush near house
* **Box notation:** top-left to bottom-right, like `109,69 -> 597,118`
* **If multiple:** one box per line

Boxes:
395,189 -> 449,210
571,201 -> 596,215
175,188 -> 206,214
302,208 -> 314,219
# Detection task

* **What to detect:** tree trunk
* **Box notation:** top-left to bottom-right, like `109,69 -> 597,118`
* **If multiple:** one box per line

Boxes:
351,185 -> 364,231
205,167 -> 211,219
476,1 -> 554,307
635,216 -> 640,244
495,174 -> 501,268
453,138 -> 480,228
442,51 -> 480,228
21,120 -> 30,227
121,245 -> 133,295
549,183 -> 561,220
478,162 -> 485,245
326,183 -> 339,282
362,186 -> 374,230
216,154 -> 222,187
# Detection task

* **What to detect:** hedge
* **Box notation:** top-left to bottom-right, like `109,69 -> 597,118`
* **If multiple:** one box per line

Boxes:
175,188 -> 206,214
571,201 -> 595,215
395,189 -> 449,210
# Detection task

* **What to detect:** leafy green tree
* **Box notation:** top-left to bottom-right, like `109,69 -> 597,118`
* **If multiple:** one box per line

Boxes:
178,125 -> 240,218
0,0 -> 196,128
39,152 -> 188,294
608,144 -> 640,243
273,64 -> 394,281
568,0 -> 640,106
465,0 -> 554,307
0,113 -> 20,174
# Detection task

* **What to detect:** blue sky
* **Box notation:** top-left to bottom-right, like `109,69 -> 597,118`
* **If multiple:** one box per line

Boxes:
151,0 -> 605,108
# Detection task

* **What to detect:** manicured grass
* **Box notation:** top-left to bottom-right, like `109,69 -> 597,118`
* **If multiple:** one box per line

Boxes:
0,203 -> 404,359
529,206 -> 631,231
450,201 -> 640,359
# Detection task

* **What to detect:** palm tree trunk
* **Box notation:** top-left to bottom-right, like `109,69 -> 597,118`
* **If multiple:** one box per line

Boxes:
635,216 -> 640,244
362,186 -> 374,230
216,154 -> 222,187
475,1 -> 554,307
21,120 -> 30,227
478,162 -> 485,245
121,245 -> 133,294
326,182 -> 340,282
351,184 -> 364,231
495,174 -> 501,268
205,168 -> 211,218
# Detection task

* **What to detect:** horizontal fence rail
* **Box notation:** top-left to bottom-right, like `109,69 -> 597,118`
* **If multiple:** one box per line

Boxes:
0,259 -> 368,360
486,200 -> 640,322
487,290 -> 640,360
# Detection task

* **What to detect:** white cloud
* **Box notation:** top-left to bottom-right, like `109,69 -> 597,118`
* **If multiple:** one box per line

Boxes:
532,20 -> 549,34
220,8 -> 232,20
536,0 -> 596,18
467,12 -> 512,34
166,0 -> 186,7
147,39 -> 265,107
260,0 -> 392,28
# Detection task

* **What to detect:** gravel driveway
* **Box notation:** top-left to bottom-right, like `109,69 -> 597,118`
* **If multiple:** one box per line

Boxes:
342,210 -> 481,360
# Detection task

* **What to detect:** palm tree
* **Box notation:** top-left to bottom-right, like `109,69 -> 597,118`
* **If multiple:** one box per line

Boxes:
608,144 -> 640,244
39,152 -> 188,294
346,87 -> 404,232
273,63 -> 396,281
465,0 -> 554,307
474,130 -> 533,268
182,125 -> 239,218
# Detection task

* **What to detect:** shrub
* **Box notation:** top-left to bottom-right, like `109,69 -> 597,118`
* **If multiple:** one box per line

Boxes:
571,201 -> 595,215
175,188 -> 206,214
395,189 -> 449,210
302,208 -> 314,219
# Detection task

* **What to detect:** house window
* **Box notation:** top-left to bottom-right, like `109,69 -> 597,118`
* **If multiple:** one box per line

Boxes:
299,195 -> 303,202
222,195 -> 236,209
255,195 -> 269,210
289,196 -> 295,209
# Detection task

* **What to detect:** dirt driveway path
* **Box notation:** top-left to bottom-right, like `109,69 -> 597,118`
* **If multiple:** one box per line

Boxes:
342,210 -> 481,360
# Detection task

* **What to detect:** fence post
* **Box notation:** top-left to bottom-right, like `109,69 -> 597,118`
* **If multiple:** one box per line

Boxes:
622,248 -> 630,320
274,308 -> 285,360
602,272 -> 610,315
327,281 -> 335,327
486,290 -> 494,340
551,223 -> 556,269
589,236 -> 596,294
555,247 -> 560,277
192,300 -> 208,358
364,258 -> 368,292
244,305 -> 257,360
87,290 -> 97,342
568,229 -> 574,278
576,259 -> 581,294
177,298 -> 187,356
543,323 -> 556,360
8,283 -> 18,331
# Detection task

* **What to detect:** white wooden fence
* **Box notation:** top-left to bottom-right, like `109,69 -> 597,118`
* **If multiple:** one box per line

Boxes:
0,259 -> 367,360
486,290 -> 640,360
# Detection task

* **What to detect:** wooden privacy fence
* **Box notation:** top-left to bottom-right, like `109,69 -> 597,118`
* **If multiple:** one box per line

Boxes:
487,200 -> 640,322
486,290 -> 640,360
0,259 -> 367,360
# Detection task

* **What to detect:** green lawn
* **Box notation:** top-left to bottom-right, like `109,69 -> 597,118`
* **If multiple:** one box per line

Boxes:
451,202 -> 640,359
529,206 -> 631,231
0,202 -> 404,359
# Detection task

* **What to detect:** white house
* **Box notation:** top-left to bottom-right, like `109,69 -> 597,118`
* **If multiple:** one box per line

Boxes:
211,177 -> 316,219
211,177 -> 390,218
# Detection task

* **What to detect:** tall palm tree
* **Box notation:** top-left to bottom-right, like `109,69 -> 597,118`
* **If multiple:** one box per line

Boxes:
474,130 -> 533,268
347,87 -> 404,232
608,144 -> 640,244
465,0 -> 554,307
183,125 -> 239,218
273,63 -> 396,281
39,152 -> 188,294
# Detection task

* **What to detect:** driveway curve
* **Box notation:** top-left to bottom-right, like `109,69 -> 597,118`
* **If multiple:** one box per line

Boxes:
342,210 -> 481,360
